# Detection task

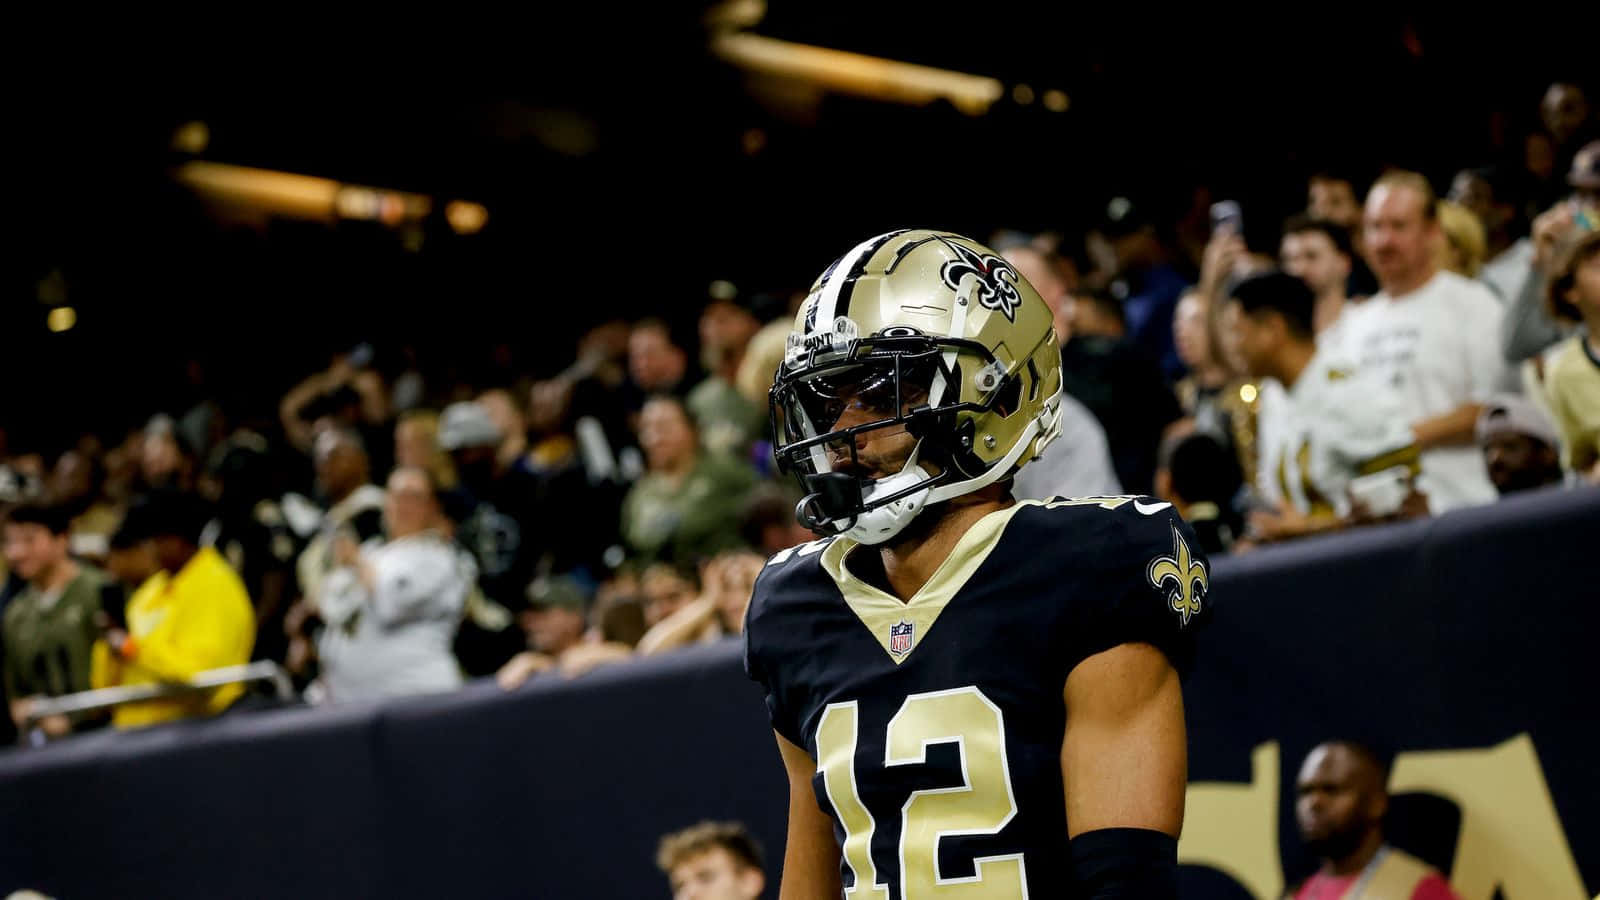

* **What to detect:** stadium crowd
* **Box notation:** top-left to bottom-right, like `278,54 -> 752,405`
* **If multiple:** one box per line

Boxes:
0,81 -> 1597,747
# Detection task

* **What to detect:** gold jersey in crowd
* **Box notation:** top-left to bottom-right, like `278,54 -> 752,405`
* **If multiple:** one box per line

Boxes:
90,546 -> 255,729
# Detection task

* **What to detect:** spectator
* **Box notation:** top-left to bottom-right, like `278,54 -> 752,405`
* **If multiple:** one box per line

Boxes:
42,444 -> 120,565
620,396 -> 756,567
738,484 -> 817,557
1011,393 -> 1122,500
525,378 -> 625,574
688,296 -> 766,459
1307,173 -> 1381,299
1501,142 -> 1599,363
1542,83 -> 1596,174
1342,171 -> 1505,513
626,318 -> 691,419
1475,396 -> 1565,495
1051,284 -> 1183,494
1541,230 -> 1600,482
1098,197 -> 1190,380
477,388 -> 531,477
1169,288 -> 1252,472
138,414 -> 196,495
1308,173 -> 1363,231
1447,166 -> 1532,302
1433,201 -> 1487,278
279,351 -> 392,466
393,409 -> 456,489
438,401 -> 542,609
1068,288 -> 1129,340
315,467 -> 471,702
1154,432 -> 1243,556
103,504 -> 158,598
1280,216 -> 1357,344
521,576 -> 591,658
2,503 -> 110,738
296,428 -> 386,615
564,319 -> 639,459
734,317 -> 794,414
89,490 -> 256,729
1003,245 -> 1076,345
1173,290 -> 1228,413
656,821 -> 766,900
1002,247 -> 1124,498
641,561 -> 701,630
636,551 -> 763,656
495,576 -> 634,687
1292,741 -> 1460,900
203,435 -> 299,664
1225,271 -> 1417,542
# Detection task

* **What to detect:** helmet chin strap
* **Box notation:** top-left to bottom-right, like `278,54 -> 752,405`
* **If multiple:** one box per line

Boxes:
841,440 -> 933,545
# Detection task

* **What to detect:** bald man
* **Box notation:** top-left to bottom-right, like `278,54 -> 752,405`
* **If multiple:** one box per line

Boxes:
1292,742 -> 1459,900
1003,245 -> 1074,341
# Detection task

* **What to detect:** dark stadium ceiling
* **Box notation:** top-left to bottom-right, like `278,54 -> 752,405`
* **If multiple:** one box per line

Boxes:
17,6 -> 1591,226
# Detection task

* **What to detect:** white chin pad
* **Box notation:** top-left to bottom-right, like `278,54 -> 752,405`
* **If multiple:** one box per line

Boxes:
844,467 -> 933,545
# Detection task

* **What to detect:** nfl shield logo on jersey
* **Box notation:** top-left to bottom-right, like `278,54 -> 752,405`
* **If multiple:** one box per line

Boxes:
889,620 -> 914,656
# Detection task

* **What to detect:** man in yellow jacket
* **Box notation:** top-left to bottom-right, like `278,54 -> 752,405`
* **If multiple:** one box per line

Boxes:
91,491 -> 256,728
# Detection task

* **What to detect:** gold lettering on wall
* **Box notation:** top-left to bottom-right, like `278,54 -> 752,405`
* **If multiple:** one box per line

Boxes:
1389,734 -> 1586,900
1178,742 -> 1283,900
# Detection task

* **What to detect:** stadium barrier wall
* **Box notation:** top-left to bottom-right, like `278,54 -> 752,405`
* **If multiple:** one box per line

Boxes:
1,486 -> 1596,899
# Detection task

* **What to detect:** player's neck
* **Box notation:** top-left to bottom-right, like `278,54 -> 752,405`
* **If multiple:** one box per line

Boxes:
877,492 -> 1011,603
1275,340 -> 1317,390
1322,829 -> 1384,877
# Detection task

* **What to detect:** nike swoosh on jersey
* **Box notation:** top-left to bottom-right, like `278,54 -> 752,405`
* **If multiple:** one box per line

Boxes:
1133,500 -> 1173,515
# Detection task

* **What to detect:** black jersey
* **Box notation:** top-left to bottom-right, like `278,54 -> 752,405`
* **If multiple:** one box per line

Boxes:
744,496 -> 1211,898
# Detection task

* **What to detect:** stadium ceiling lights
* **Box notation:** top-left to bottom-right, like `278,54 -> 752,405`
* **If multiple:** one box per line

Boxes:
173,161 -> 486,234
710,31 -> 1007,116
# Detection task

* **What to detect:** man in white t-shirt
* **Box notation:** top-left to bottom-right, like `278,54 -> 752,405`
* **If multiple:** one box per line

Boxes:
1224,271 -> 1417,543
1338,171 -> 1506,513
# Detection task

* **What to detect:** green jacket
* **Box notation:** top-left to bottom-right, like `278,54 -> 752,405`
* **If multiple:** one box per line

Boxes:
4,566 -> 109,704
620,454 -> 758,566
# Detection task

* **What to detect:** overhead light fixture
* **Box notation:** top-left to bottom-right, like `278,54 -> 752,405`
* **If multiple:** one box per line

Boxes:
177,161 -> 434,227
1042,89 -> 1070,113
711,32 -> 1004,116
47,307 -> 77,333
172,121 -> 210,154
445,200 -> 489,235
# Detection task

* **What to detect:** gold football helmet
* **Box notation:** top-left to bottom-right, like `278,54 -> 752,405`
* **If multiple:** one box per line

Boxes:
771,229 -> 1065,544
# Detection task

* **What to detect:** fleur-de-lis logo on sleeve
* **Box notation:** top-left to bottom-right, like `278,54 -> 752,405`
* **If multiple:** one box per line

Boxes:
1146,524 -> 1208,627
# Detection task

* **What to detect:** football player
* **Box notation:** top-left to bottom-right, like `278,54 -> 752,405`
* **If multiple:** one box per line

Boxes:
745,230 -> 1212,898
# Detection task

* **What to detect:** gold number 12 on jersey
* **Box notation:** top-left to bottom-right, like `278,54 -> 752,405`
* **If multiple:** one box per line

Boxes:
816,686 -> 1027,898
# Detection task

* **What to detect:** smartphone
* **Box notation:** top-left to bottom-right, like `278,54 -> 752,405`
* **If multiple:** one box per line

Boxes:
1210,200 -> 1244,237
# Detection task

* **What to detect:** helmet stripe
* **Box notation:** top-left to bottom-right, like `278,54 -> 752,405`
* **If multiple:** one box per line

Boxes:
813,229 -> 907,331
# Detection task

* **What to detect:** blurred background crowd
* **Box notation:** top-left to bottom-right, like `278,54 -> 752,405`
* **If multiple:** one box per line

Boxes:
2,9 -> 1597,746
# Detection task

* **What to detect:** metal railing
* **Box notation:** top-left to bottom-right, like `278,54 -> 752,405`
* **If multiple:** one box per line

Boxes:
21,661 -> 294,731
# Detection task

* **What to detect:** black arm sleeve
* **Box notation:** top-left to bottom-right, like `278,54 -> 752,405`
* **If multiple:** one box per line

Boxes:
1068,827 -> 1178,899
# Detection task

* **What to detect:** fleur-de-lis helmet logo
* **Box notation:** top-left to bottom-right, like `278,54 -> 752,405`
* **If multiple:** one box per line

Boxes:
938,241 -> 1023,322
